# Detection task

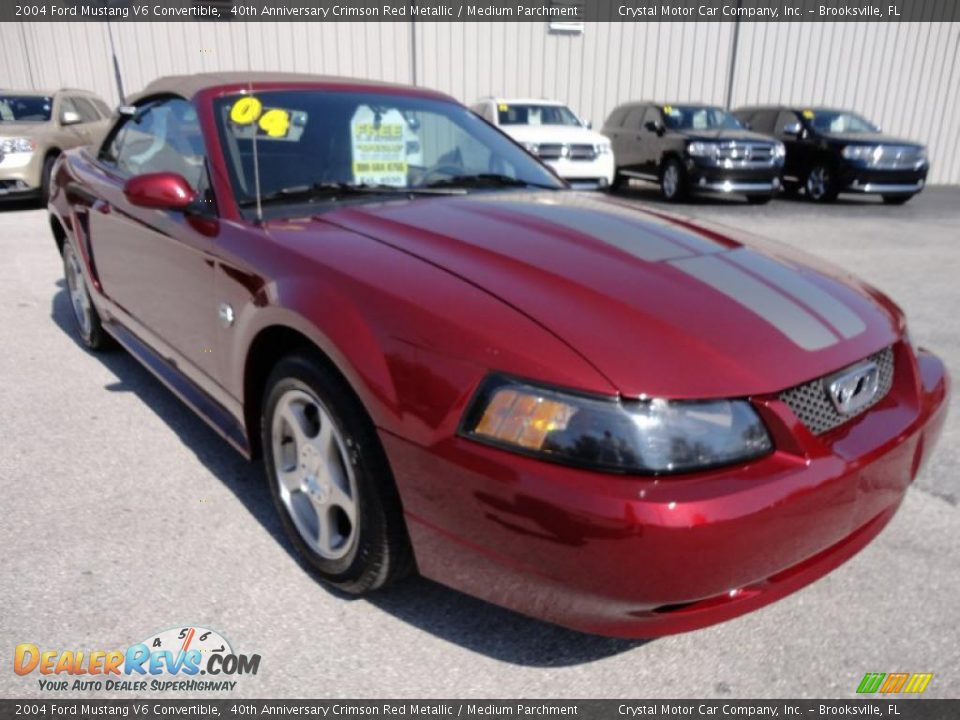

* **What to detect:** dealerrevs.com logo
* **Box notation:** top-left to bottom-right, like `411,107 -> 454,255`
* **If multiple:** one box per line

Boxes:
14,626 -> 261,693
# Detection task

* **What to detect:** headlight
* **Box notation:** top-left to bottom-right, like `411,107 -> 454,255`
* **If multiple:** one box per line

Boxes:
773,141 -> 786,159
686,141 -> 720,160
522,142 -> 539,154
595,142 -> 612,155
841,144 -> 882,161
0,137 -> 36,154
460,376 -> 773,474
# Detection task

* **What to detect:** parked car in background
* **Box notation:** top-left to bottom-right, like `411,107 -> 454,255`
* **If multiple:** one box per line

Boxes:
602,102 -> 785,203
49,72 -> 949,638
734,106 -> 929,204
470,97 -> 614,189
0,88 -> 112,203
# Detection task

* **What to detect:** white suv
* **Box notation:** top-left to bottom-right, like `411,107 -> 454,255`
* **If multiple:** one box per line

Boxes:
470,98 -> 615,189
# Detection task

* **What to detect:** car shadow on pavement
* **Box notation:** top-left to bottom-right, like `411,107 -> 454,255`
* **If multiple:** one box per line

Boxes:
50,282 -> 647,667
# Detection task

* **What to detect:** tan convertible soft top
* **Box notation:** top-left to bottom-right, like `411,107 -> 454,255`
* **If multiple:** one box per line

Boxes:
129,72 -> 443,104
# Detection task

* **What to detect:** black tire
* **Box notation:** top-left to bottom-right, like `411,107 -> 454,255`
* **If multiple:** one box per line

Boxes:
40,153 -> 58,205
882,194 -> 914,205
261,352 -> 413,594
62,243 -> 110,351
746,195 -> 773,205
804,164 -> 838,202
781,181 -> 801,197
659,158 -> 687,202
608,170 -> 625,192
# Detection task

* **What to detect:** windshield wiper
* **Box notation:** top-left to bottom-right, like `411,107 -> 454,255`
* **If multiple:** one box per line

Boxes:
421,174 -> 561,191
239,182 -> 465,207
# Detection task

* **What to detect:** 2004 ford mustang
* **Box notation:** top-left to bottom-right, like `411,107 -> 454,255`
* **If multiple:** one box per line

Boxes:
49,73 -> 948,637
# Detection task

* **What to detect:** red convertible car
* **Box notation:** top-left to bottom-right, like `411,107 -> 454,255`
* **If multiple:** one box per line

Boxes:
49,73 -> 948,637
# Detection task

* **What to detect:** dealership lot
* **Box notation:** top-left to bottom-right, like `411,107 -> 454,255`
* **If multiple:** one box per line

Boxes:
0,189 -> 957,698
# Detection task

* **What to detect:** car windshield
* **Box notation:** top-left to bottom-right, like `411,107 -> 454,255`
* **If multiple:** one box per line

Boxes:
0,95 -> 53,123
213,90 -> 563,216
496,103 -> 582,127
805,110 -> 879,134
662,106 -> 743,131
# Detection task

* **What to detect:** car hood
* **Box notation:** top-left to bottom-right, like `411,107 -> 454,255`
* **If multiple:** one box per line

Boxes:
500,124 -> 607,146
821,131 -> 923,148
683,129 -> 778,143
287,192 -> 900,399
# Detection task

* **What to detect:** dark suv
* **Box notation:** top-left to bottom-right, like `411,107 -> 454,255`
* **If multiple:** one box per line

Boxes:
734,106 -> 929,204
602,103 -> 785,203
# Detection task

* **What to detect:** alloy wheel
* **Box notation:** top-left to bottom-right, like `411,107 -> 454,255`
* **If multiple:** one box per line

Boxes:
806,166 -> 829,200
271,388 -> 359,560
65,247 -> 93,338
662,164 -> 680,199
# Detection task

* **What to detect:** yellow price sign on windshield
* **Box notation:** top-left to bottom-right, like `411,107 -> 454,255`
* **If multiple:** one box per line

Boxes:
802,109 -> 815,119
230,96 -> 262,125
258,109 -> 291,138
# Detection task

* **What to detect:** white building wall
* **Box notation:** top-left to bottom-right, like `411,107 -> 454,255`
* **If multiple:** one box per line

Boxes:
3,20 -> 958,183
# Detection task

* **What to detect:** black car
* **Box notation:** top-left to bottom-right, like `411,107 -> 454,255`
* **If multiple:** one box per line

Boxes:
602,103 -> 785,203
734,106 -> 929,204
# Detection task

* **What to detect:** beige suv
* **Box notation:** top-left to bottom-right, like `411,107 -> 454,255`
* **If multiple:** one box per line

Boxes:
1,89 -> 112,203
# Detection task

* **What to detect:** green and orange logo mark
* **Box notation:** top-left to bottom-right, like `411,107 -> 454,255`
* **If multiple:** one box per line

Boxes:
857,672 -> 933,694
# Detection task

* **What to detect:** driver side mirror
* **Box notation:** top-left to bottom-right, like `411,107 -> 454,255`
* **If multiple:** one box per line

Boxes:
582,119 -> 593,129
124,172 -> 197,211
644,120 -> 664,135
60,110 -> 82,126
782,121 -> 803,137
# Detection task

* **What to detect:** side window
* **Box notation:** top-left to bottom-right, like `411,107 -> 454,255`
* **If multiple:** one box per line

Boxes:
749,110 -> 775,134
71,97 -> 100,123
776,110 -> 800,135
100,98 -> 215,210
623,107 -> 645,129
641,107 -> 661,129
59,97 -> 78,123
90,98 -> 112,119
604,107 -> 628,129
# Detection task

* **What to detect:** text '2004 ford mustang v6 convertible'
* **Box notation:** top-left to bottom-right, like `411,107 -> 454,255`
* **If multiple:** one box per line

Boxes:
49,73 -> 949,637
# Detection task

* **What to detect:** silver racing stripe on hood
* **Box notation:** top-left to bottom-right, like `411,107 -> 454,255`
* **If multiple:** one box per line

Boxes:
670,255 -> 841,351
726,248 -> 867,340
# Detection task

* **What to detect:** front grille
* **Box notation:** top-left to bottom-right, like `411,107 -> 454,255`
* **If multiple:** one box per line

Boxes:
779,347 -> 894,435
568,144 -> 598,161
716,142 -> 775,165
871,145 -> 924,170
536,144 -> 564,160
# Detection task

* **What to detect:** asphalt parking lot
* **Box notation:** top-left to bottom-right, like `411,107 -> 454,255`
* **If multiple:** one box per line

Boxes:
1,187 -> 957,700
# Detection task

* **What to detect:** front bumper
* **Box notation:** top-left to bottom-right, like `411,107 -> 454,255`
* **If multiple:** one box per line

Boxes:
385,344 -> 948,637
837,165 -> 928,196
544,155 -> 616,188
0,150 -> 43,197
685,159 -> 783,196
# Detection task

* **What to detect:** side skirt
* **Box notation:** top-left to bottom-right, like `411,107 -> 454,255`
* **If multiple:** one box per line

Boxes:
104,321 -> 251,459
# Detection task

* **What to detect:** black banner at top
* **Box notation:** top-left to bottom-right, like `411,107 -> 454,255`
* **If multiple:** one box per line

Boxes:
2,0 -> 959,23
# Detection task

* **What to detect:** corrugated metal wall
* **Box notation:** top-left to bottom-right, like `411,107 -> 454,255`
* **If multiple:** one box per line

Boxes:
3,21 -> 958,182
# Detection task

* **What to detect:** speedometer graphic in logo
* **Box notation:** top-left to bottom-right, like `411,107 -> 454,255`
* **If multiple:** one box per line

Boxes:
140,626 -> 233,663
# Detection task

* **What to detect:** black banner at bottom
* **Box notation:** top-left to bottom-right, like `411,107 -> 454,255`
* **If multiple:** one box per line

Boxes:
1,700 -> 957,720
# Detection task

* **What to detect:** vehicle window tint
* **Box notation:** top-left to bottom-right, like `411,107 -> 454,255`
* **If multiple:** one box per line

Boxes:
641,107 -> 660,128
623,107 -> 645,129
71,97 -> 101,123
750,110 -> 778,134
91,98 -> 112,118
59,97 -> 79,122
776,111 -> 800,135
105,98 -> 211,194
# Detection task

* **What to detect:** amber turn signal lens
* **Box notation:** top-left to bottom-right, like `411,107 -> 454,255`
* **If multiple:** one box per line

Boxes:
473,388 -> 576,451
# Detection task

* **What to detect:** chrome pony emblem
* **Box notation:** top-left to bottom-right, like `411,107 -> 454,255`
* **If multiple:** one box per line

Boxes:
827,360 -> 880,415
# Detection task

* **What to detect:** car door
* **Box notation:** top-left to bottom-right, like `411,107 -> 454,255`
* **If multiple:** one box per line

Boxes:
85,96 -> 220,382
639,106 -> 664,177
616,106 -> 647,174
776,110 -> 806,182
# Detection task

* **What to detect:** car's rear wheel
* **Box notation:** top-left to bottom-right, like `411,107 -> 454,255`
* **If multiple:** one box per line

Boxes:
261,353 -> 413,593
805,164 -> 838,202
660,158 -> 687,202
882,194 -> 914,205
63,243 -> 109,351
746,195 -> 772,205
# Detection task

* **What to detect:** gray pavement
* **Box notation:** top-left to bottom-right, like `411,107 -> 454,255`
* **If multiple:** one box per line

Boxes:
0,188 -> 957,699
